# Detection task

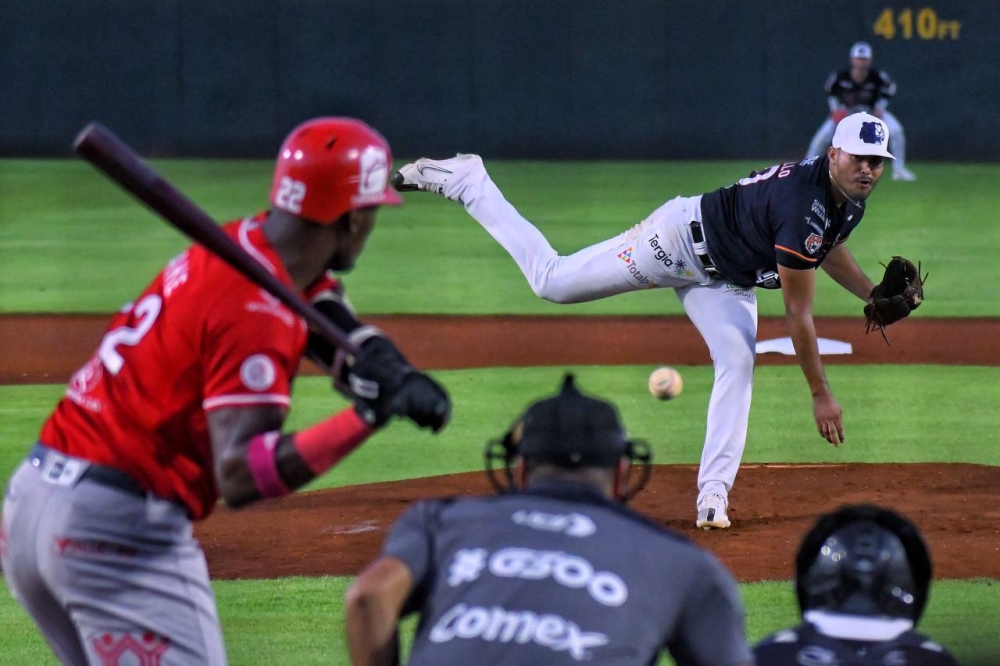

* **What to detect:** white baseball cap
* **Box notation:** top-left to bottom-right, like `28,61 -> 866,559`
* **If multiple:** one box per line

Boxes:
832,112 -> 895,159
850,41 -> 873,59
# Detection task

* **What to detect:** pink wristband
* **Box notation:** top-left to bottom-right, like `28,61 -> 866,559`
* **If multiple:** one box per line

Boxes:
293,408 -> 375,475
247,431 -> 291,498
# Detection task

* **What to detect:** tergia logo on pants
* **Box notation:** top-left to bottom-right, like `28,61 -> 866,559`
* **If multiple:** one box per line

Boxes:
647,234 -> 674,268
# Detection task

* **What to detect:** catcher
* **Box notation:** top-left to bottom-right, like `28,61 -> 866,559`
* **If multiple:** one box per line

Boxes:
755,504 -> 959,665
864,255 -> 927,344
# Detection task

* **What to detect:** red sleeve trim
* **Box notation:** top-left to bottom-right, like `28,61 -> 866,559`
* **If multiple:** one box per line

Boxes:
775,245 -> 819,263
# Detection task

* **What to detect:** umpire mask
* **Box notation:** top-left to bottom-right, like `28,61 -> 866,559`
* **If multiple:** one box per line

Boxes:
484,374 -> 651,502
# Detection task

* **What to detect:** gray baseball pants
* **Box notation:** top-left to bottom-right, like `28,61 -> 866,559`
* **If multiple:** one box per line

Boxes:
2,445 -> 226,665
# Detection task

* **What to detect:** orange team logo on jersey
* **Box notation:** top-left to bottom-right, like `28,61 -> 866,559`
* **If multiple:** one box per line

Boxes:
617,247 -> 634,264
805,233 -> 824,255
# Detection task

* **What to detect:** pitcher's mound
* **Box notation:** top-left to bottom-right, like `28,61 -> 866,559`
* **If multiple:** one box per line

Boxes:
197,462 -> 1000,582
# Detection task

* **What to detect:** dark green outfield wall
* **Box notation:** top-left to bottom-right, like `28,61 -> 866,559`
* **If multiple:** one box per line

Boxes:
1,1 -> 995,160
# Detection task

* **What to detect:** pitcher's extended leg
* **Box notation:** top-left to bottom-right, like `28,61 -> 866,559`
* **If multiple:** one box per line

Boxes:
465,178 -> 648,303
677,280 -> 758,528
393,155 -> 700,303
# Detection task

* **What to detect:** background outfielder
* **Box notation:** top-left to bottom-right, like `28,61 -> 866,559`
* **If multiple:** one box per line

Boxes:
807,41 -> 916,182
394,113 -> 922,531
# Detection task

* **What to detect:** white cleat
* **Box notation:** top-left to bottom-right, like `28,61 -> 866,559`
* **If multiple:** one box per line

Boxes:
696,492 -> 731,530
892,166 -> 917,182
392,154 -> 484,202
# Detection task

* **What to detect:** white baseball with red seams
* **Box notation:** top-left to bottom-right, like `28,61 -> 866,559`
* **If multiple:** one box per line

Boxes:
649,366 -> 683,400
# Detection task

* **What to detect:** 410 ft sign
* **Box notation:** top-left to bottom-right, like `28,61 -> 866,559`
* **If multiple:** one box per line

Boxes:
874,7 -> 962,40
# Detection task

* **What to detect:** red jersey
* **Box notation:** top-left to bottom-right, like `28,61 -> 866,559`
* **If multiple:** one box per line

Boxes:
41,216 -> 329,520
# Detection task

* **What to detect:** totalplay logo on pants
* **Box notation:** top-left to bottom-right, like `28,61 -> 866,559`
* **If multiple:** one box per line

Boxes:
616,247 -> 657,288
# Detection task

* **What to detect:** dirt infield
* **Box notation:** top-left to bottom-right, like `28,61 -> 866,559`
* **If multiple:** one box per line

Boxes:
4,313 -> 1000,384
3,313 -> 999,582
196,463 -> 1000,582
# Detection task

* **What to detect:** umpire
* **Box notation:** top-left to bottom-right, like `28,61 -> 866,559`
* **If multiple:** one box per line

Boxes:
345,375 -> 753,666
754,504 -> 960,665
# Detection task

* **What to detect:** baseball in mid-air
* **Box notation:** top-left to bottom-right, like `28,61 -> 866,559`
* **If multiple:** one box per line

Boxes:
648,366 -> 683,400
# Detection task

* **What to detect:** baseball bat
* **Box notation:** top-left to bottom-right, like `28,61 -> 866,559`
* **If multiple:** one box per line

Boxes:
72,121 -> 358,357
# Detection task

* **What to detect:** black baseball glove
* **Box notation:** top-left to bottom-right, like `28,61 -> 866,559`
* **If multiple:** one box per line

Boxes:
864,256 -> 927,343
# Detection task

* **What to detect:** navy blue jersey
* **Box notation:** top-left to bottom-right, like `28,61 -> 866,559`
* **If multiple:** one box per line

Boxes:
755,621 -> 960,666
825,67 -> 897,110
382,480 -> 752,666
699,156 -> 865,288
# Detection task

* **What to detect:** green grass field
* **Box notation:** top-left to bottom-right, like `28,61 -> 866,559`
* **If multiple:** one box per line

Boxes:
1,160 -> 998,315
1,366 -> 999,663
1,159 -> 998,664
2,366 -> 998,490
1,577 -> 996,666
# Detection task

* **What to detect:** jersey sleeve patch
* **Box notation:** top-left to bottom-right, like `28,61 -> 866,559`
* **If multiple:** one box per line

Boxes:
240,354 -> 277,392
201,281 -> 304,408
804,233 -> 824,255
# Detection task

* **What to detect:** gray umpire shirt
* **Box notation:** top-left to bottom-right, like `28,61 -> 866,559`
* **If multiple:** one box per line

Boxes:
382,480 -> 752,666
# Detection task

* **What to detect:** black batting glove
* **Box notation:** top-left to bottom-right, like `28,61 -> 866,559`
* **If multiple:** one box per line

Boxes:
347,336 -> 451,432
389,372 -> 452,433
347,335 -> 411,428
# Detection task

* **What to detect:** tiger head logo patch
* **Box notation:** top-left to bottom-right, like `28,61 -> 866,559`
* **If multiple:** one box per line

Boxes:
805,233 -> 824,255
860,121 -> 886,145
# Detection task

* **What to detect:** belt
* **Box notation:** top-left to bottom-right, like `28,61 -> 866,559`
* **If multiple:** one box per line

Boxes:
29,443 -> 147,498
689,221 -> 720,277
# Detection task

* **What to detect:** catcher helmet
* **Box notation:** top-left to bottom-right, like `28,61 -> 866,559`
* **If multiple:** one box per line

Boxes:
269,117 -> 402,224
484,374 -> 652,502
796,504 -> 932,622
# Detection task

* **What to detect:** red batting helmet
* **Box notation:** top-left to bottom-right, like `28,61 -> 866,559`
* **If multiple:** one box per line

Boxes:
269,117 -> 403,224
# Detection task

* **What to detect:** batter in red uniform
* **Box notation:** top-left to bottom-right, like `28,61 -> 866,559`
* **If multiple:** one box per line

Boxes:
1,117 -> 450,665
